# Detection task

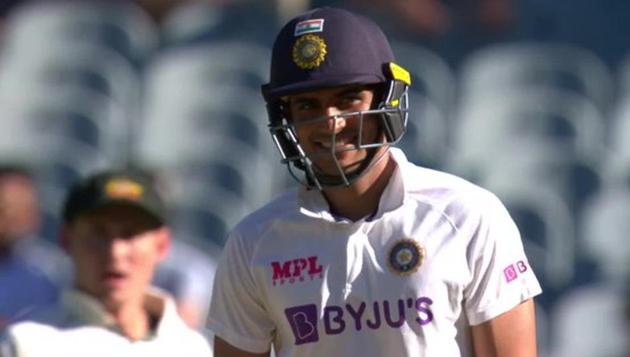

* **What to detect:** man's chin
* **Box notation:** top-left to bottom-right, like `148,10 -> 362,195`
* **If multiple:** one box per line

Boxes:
312,155 -> 365,174
311,163 -> 365,185
99,286 -> 136,306
102,291 -> 126,306
314,164 -> 361,178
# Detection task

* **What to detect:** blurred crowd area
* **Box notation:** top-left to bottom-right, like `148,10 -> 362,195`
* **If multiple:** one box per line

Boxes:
0,0 -> 629,356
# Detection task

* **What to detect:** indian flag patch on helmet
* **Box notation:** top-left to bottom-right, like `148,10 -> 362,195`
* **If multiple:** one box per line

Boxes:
294,19 -> 324,36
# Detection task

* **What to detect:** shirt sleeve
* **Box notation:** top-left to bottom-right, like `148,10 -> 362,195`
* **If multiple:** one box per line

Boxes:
206,230 -> 275,353
463,192 -> 542,325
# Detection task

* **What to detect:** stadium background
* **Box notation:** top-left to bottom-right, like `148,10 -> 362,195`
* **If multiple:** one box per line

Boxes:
0,0 -> 628,355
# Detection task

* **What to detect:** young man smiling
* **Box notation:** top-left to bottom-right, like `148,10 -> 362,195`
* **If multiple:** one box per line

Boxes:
208,7 -> 542,357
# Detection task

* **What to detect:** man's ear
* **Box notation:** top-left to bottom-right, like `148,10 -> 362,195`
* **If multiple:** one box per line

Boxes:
155,227 -> 172,262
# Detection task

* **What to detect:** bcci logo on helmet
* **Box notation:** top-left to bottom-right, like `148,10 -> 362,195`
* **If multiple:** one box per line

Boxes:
292,34 -> 327,70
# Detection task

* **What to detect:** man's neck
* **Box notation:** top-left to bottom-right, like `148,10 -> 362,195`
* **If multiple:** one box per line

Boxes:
322,153 -> 396,221
108,300 -> 153,341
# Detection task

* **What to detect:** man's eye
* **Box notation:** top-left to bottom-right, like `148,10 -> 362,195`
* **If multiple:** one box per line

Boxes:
293,100 -> 317,111
339,95 -> 363,107
297,103 -> 313,111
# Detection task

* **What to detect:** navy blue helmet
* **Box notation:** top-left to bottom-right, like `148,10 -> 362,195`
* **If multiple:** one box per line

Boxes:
262,7 -> 411,189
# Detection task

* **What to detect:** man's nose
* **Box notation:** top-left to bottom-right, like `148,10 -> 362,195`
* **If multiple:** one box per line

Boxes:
323,107 -> 347,133
106,237 -> 130,258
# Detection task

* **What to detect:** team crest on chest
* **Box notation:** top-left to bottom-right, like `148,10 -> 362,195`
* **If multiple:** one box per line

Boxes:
388,239 -> 425,276
292,34 -> 327,70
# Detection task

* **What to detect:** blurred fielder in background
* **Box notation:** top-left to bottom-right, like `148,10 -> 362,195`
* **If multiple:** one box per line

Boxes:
0,170 -> 212,356
0,164 -> 70,330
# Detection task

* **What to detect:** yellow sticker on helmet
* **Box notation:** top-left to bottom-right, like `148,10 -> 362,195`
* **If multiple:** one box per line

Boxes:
389,62 -> 411,85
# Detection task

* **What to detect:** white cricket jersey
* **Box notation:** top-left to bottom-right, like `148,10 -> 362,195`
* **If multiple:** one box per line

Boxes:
1,288 -> 213,357
208,148 -> 542,356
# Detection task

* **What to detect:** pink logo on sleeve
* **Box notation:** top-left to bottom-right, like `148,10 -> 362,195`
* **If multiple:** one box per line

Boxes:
503,260 -> 529,283
504,264 -> 518,282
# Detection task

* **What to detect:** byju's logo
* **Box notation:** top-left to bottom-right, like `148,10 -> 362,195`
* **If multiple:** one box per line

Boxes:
285,297 -> 434,346
271,256 -> 324,286
285,304 -> 319,345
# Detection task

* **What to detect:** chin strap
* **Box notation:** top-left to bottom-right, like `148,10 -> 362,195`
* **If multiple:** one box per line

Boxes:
291,144 -> 391,190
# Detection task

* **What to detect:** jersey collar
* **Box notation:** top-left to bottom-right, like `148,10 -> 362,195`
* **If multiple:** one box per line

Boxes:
61,287 -> 180,339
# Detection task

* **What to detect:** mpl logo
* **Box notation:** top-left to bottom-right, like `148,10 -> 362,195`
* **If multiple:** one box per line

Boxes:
271,256 -> 324,286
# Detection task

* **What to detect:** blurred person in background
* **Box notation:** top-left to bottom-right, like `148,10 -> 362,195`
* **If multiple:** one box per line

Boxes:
313,0 -> 514,37
311,0 -> 516,66
134,0 -> 279,25
0,164 -> 70,330
0,170 -> 212,356
130,167 -> 220,331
